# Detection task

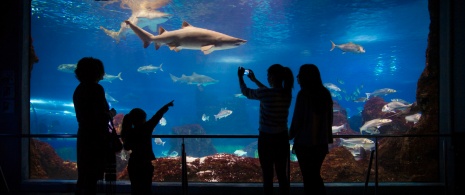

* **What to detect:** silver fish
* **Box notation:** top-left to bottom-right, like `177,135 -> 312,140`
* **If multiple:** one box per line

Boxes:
332,124 -> 345,133
154,138 -> 165,146
125,20 -> 247,55
201,114 -> 210,122
214,108 -> 233,120
365,88 -> 396,99
330,40 -> 365,54
382,101 -> 412,113
169,72 -> 218,87
405,113 -> 421,124
57,64 -> 77,73
137,64 -> 163,74
360,118 -> 392,134
102,72 -> 123,83
324,83 -> 341,91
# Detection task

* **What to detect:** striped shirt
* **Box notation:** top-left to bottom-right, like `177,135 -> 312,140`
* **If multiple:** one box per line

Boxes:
240,80 -> 292,134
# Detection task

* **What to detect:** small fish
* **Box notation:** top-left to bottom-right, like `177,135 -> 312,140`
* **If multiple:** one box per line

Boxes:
353,97 -> 368,103
154,138 -> 166,146
57,64 -> 77,73
102,72 -> 123,83
137,63 -> 163,74
201,114 -> 210,122
169,151 -> 179,157
365,88 -> 396,99
324,83 -> 341,91
234,149 -> 247,157
340,138 -> 375,151
234,93 -> 246,98
391,99 -> 409,105
330,40 -> 365,54
214,107 -> 233,120
405,113 -> 421,124
360,118 -> 392,134
105,93 -> 118,103
159,117 -> 167,126
337,79 -> 345,85
382,101 -> 412,113
332,124 -> 345,133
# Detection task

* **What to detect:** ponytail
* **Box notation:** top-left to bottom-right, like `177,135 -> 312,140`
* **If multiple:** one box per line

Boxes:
282,67 -> 294,91
120,108 -> 147,151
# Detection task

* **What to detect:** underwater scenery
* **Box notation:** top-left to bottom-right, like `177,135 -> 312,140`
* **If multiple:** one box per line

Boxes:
29,0 -> 437,182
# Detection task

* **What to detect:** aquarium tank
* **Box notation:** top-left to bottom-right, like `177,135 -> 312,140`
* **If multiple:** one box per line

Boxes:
29,0 -> 436,183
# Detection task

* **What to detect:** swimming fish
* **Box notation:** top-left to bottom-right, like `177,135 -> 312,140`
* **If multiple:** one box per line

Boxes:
169,72 -> 218,87
159,117 -> 167,126
365,88 -> 396,99
330,40 -> 365,54
332,124 -> 345,133
324,83 -> 341,91
154,138 -> 165,146
340,138 -> 375,151
405,113 -> 421,124
57,64 -> 77,73
360,118 -> 392,134
234,93 -> 246,98
201,114 -> 210,122
137,63 -> 163,74
168,151 -> 179,157
102,72 -> 123,83
125,20 -> 247,55
382,101 -> 412,113
214,108 -> 233,120
105,93 -> 118,104
234,150 -> 247,157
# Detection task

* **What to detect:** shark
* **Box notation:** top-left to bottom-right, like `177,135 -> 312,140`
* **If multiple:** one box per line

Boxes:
100,10 -> 171,43
125,20 -> 247,54
169,72 -> 218,86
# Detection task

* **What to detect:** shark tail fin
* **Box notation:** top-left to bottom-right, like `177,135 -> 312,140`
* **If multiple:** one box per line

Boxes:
117,72 -> 123,81
330,40 -> 336,51
124,20 -> 154,49
169,74 -> 178,82
100,26 -> 121,43
159,63 -> 163,72
365,93 -> 371,100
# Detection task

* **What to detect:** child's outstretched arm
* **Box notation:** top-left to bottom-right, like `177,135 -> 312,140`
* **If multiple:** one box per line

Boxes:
147,100 -> 175,130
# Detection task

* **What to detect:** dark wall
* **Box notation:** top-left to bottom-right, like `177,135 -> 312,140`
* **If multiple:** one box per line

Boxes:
0,0 -> 27,193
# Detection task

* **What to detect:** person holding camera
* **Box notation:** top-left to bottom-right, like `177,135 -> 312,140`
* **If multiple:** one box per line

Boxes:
238,64 -> 294,195
120,100 -> 174,195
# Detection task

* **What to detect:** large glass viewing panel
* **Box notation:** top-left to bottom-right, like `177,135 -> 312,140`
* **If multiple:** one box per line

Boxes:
30,0 -> 436,183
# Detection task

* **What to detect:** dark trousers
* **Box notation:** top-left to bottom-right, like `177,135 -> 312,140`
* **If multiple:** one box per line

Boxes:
128,158 -> 154,195
258,131 -> 290,195
294,144 -> 327,195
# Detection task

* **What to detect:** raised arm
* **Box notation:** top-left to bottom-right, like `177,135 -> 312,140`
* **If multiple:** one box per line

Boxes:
146,100 -> 174,131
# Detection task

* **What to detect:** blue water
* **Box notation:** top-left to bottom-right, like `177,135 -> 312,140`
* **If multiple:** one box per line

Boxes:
30,0 -> 429,160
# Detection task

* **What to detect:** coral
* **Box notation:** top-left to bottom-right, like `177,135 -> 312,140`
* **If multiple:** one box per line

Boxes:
29,139 -> 77,179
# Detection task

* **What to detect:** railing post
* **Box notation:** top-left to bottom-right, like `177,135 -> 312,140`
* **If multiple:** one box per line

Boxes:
364,150 -> 375,195
181,137 -> 188,195
375,136 -> 378,195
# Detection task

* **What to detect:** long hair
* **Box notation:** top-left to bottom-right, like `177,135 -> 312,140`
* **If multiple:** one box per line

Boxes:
267,64 -> 294,92
120,108 -> 146,150
298,64 -> 332,110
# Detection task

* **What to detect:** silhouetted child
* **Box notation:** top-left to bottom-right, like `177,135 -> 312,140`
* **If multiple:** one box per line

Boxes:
121,100 -> 174,195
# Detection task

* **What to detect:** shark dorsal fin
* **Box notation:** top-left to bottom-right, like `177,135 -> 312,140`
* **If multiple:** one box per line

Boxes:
192,72 -> 198,76
182,21 -> 193,28
159,26 -> 167,35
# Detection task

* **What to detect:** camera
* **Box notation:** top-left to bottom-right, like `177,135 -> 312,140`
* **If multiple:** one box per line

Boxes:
244,69 -> 249,75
